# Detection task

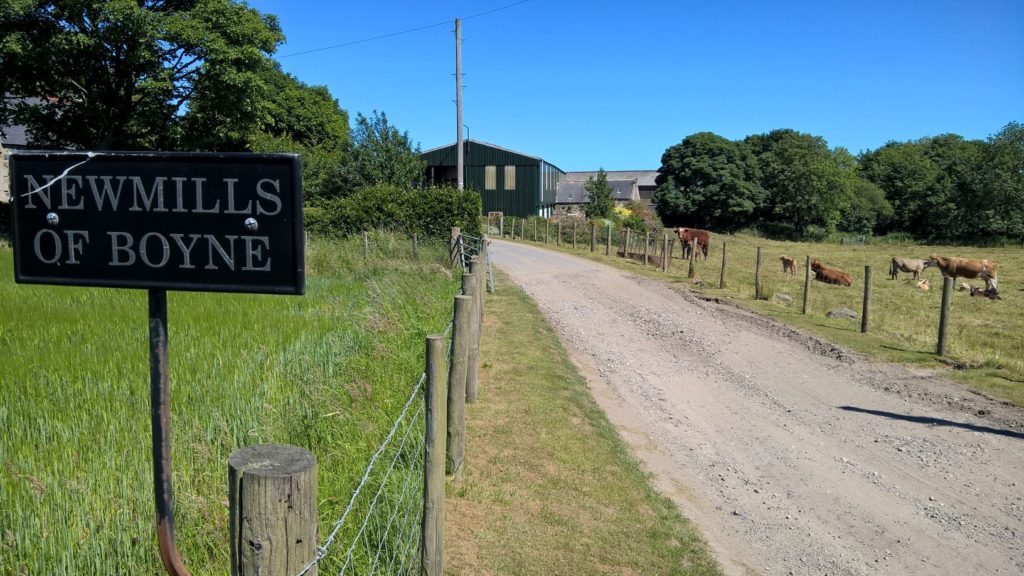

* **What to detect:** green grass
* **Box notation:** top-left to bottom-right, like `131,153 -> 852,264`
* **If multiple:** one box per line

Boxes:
505,226 -> 1024,406
445,268 -> 721,576
0,232 -> 459,575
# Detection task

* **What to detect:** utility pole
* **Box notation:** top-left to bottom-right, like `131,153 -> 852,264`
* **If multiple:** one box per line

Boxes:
455,18 -> 464,191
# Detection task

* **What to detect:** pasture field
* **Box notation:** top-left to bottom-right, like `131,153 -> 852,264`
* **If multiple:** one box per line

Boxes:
0,234 -> 459,574
508,226 -> 1024,406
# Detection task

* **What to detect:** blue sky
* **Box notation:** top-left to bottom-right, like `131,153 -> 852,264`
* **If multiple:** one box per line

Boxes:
250,0 -> 1023,171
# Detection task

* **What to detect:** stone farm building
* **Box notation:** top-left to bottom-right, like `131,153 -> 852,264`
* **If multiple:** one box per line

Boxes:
421,140 -> 657,219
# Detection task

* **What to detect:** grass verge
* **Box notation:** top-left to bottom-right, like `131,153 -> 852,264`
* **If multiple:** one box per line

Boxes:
502,230 -> 1024,407
444,268 -> 721,576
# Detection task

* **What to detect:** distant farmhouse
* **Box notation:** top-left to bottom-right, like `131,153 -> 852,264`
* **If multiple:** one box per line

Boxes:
0,116 -> 30,204
422,140 -> 656,218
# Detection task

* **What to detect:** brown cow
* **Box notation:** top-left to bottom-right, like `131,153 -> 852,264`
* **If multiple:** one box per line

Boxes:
676,227 -> 710,260
924,255 -> 998,291
779,255 -> 797,275
810,259 -> 853,287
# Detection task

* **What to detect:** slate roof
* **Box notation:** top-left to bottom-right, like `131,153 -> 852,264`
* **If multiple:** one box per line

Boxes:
563,170 -> 658,187
556,179 -> 636,204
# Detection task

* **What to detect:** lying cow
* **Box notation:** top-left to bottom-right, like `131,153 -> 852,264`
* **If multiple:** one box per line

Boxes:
779,255 -> 797,275
890,257 -> 928,280
676,227 -> 710,260
924,255 -> 998,291
810,259 -> 853,287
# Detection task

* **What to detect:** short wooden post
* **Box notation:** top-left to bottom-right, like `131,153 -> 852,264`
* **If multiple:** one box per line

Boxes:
422,334 -> 446,576
668,239 -> 675,270
606,223 -> 612,256
465,259 -> 482,404
228,445 -> 317,576
446,290 -> 472,475
861,266 -> 872,333
557,220 -> 562,246
687,239 -> 696,278
937,276 -> 954,355
802,255 -> 811,314
662,234 -> 669,272
719,241 -> 727,288
545,219 -> 549,244
572,220 -> 578,249
363,231 -> 369,258
521,218 -> 526,240
644,232 -> 650,265
534,218 -> 538,241
591,223 -> 597,252
624,229 -> 631,258
412,233 -> 419,259
755,246 -> 763,299
499,216 -> 504,237
449,227 -> 461,267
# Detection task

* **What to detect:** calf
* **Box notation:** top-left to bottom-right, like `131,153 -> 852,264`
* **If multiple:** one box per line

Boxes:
924,255 -> 998,291
779,255 -> 797,275
810,259 -> 853,287
890,257 -> 928,280
676,227 -> 711,260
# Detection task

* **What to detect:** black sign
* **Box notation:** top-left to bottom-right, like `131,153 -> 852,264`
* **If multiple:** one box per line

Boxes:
10,151 -> 304,295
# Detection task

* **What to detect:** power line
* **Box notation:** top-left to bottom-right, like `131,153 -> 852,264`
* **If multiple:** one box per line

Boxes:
278,0 -> 530,59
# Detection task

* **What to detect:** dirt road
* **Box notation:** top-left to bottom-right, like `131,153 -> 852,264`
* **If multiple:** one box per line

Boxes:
490,239 -> 1024,576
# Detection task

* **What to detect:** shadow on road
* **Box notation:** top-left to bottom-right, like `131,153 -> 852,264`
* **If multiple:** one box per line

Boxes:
839,405 -> 1024,440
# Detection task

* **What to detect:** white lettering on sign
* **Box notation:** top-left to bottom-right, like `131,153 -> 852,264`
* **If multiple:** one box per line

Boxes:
103,231 -> 272,272
33,229 -> 91,265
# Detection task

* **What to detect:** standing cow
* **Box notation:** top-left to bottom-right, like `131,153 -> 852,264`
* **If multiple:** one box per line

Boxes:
924,255 -> 998,291
676,227 -> 711,260
889,257 -> 928,280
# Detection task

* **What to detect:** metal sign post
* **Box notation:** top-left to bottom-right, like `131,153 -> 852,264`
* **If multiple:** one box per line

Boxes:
10,151 -> 305,575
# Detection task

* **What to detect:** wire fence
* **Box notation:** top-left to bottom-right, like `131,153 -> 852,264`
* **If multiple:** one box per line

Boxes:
298,231 -> 486,576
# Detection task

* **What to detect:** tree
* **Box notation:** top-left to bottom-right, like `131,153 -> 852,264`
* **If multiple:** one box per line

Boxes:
583,168 -> 614,219
747,130 -> 846,238
977,122 -> 1024,240
653,132 -> 764,231
247,66 -> 351,202
0,0 -> 283,150
345,110 -> 425,191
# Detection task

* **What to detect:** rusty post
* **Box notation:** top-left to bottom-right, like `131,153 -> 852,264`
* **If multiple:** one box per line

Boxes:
149,290 -> 192,576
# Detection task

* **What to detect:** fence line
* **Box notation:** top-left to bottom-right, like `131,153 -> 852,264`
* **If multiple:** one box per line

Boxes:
295,231 -> 489,576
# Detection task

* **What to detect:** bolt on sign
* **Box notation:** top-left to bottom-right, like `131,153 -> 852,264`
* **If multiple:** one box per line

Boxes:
10,151 -> 304,295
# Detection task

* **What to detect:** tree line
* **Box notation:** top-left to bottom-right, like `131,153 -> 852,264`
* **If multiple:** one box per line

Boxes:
653,124 -> 1023,245
0,0 -> 479,237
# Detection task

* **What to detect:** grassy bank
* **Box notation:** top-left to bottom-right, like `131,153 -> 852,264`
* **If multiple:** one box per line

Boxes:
502,228 -> 1024,406
0,233 -> 458,574
445,268 -> 721,575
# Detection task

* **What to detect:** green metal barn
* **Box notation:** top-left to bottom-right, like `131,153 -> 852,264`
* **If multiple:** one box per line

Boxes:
421,140 -> 564,218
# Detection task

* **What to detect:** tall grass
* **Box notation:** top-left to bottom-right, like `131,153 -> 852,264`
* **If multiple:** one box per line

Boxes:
0,233 -> 459,574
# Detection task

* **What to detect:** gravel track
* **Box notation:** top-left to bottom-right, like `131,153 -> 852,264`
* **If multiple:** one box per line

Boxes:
490,239 -> 1023,576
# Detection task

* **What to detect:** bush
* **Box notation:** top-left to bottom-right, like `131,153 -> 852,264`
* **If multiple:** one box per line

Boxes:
305,185 -> 481,239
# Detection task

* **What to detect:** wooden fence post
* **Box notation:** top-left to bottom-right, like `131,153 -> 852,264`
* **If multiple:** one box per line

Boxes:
557,220 -> 562,246
363,231 -> 369,258
446,290 -> 472,476
624,229 -> 631,258
572,220 -> 578,249
449,227 -> 460,267
802,255 -> 811,314
521,218 -> 526,240
591,223 -> 597,252
412,233 -> 418,259
644,232 -> 650,266
861,266 -> 872,333
719,241 -> 727,288
687,239 -> 696,279
465,258 -> 482,404
229,445 -> 317,576
499,216 -> 504,237
662,233 -> 669,272
534,218 -> 538,242
422,334 -> 447,576
606,223 -> 612,256
545,219 -> 549,244
755,246 -> 763,299
937,276 -> 954,355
